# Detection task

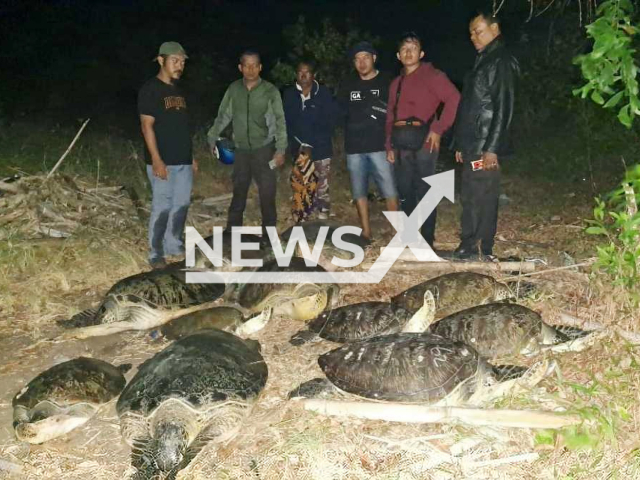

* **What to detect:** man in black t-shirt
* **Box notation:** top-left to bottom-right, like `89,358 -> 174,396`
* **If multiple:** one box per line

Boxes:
339,42 -> 398,243
138,41 -> 197,268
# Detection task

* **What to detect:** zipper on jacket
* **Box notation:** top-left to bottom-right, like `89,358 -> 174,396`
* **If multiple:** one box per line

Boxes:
246,90 -> 252,150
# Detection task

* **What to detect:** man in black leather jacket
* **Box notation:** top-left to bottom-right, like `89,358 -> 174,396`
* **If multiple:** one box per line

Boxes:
452,11 -> 519,261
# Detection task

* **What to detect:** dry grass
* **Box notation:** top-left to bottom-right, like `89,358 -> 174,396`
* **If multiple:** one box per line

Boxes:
1,167 -> 639,480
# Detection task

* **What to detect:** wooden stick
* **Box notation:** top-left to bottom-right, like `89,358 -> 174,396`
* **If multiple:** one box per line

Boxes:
463,452 -> 539,469
302,400 -> 581,429
202,193 -> 233,206
557,312 -> 640,344
82,185 -> 124,194
362,260 -> 536,273
46,118 -> 91,179
501,260 -> 595,281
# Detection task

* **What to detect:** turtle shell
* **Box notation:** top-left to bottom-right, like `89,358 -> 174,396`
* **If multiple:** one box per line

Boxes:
105,267 -> 225,309
13,357 -> 127,409
281,221 -> 368,260
391,272 -> 506,318
62,267 -> 225,328
116,330 -> 267,417
428,303 -> 545,357
237,257 -> 329,311
159,306 -> 246,340
318,333 -> 481,402
305,302 -> 415,342
194,232 -> 270,270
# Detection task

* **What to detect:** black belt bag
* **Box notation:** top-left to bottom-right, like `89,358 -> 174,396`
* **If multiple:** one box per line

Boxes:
391,75 -> 432,151
391,117 -> 431,151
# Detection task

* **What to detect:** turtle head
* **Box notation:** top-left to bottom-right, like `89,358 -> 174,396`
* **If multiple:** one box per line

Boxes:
494,282 -> 514,302
504,280 -> 538,300
150,421 -> 189,473
401,290 -> 436,333
13,404 -> 92,444
94,296 -> 122,324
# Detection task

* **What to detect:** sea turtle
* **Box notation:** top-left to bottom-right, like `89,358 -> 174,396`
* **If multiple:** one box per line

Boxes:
391,272 -> 530,318
280,220 -> 369,268
116,329 -> 268,479
12,357 -> 131,444
58,266 -> 225,339
288,333 -> 554,406
289,290 -> 435,346
157,305 -> 273,340
236,257 -> 339,321
191,231 -> 270,270
427,303 -> 595,358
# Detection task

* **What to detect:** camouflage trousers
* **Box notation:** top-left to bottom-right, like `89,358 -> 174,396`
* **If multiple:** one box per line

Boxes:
313,158 -> 331,214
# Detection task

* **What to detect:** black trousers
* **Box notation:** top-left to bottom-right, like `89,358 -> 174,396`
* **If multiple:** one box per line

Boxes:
227,143 -> 277,232
460,155 -> 500,254
394,147 -> 438,246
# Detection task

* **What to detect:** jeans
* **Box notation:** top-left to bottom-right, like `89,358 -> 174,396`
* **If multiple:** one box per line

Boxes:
346,151 -> 398,201
146,164 -> 193,261
227,143 -> 277,233
460,154 -> 500,254
394,147 -> 438,246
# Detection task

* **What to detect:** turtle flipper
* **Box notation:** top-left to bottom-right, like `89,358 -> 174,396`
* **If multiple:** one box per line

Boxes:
117,363 -> 133,374
57,308 -> 98,328
544,329 -> 604,354
59,321 -> 135,339
402,290 -> 436,332
289,329 -> 319,346
129,436 -> 155,480
505,281 -> 538,299
164,424 -> 221,480
491,364 -> 529,381
554,325 -> 591,340
287,378 -> 336,399
235,306 -> 273,336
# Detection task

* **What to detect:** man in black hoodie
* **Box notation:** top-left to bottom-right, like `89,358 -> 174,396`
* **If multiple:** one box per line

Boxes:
452,11 -> 519,261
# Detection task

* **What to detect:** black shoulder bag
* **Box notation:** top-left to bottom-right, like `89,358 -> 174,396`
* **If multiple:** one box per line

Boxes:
390,75 -> 432,151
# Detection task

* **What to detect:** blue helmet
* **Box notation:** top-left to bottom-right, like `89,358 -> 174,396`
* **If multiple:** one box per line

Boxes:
216,138 -> 235,165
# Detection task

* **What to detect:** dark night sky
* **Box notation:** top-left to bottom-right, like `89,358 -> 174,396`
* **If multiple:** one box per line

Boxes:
0,0 -> 534,132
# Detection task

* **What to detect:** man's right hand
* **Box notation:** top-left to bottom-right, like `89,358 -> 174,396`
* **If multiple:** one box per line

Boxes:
386,150 -> 395,164
152,160 -> 168,180
212,145 -> 219,160
455,151 -> 463,163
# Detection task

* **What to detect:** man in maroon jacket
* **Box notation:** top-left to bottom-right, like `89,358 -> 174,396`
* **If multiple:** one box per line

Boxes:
385,32 -> 460,248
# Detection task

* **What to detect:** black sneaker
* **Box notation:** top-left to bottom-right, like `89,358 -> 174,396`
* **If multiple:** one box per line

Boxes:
452,244 -> 478,260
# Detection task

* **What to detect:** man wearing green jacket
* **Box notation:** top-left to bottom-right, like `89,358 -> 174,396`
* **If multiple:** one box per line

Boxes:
207,50 -> 287,240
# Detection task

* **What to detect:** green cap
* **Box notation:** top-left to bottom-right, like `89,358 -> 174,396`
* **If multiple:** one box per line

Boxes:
156,41 -> 188,59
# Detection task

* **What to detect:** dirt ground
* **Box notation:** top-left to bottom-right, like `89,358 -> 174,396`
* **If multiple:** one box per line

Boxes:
1,163 -> 639,480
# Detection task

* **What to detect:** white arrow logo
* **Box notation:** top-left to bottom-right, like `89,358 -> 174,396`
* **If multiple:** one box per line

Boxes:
187,169 -> 455,284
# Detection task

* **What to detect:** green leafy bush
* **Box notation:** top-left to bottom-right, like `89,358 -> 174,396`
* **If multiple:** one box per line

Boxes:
586,164 -> 640,297
573,0 -> 640,127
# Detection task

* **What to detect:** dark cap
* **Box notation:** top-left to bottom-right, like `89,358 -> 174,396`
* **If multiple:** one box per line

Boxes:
349,41 -> 377,59
156,41 -> 188,59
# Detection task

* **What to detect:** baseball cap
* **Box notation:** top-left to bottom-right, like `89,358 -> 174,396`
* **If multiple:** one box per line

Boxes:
349,41 -> 377,59
155,41 -> 188,59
